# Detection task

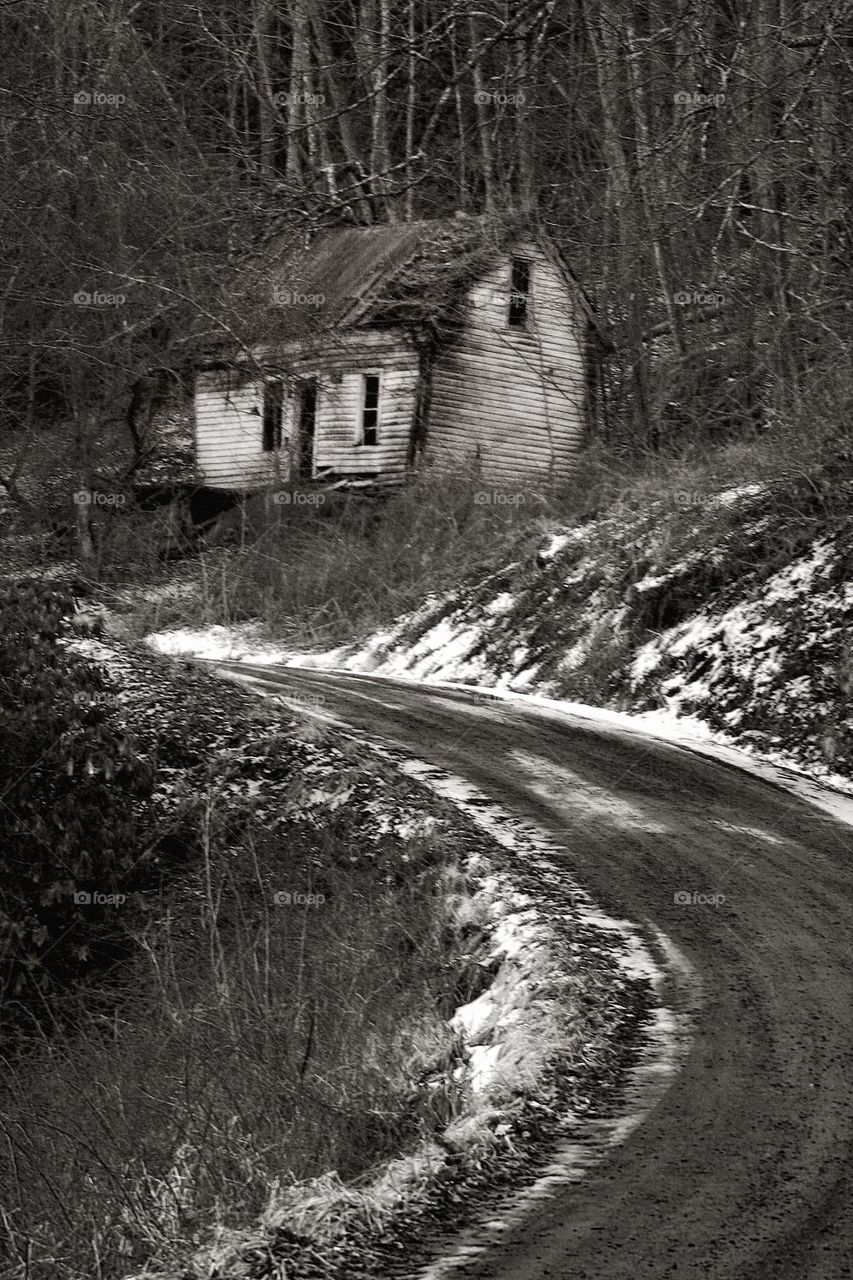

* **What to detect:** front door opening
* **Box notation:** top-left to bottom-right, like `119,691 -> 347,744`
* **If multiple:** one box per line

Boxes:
297,380 -> 317,479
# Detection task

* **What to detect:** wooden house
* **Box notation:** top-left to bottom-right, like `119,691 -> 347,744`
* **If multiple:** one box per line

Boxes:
193,215 -> 603,491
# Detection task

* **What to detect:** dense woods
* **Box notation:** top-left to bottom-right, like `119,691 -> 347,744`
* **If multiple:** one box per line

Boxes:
1,0 -> 850,512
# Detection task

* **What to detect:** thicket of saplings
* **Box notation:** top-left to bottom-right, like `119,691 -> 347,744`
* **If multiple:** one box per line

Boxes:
0,579 -> 482,1280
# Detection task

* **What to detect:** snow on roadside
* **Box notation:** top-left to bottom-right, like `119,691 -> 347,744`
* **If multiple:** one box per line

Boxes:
713,482 -> 766,508
146,621 -> 302,665
65,627 -> 662,1280
386,760 -> 697,1280
142,642 -> 853,835
144,481 -> 853,821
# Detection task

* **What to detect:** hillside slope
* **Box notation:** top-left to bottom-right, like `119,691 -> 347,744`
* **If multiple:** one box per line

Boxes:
347,479 -> 853,783
150,472 -> 853,789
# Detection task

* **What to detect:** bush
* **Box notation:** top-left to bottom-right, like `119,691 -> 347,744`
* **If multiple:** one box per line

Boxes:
0,578 -> 155,1034
0,779 -> 474,1279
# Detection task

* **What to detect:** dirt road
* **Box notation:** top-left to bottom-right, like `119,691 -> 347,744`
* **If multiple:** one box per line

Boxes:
212,662 -> 853,1280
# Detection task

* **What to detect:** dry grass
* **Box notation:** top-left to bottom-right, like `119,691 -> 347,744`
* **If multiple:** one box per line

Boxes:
0,788 -> 480,1280
118,465 -> 559,647
115,360 -> 853,653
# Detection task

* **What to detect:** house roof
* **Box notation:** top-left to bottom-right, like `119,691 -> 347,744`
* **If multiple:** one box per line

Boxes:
270,220 -> 452,326
255,214 -> 596,346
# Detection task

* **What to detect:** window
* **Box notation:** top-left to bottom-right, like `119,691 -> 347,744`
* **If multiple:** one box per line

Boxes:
508,258 -> 532,328
360,373 -> 380,446
262,378 -> 283,452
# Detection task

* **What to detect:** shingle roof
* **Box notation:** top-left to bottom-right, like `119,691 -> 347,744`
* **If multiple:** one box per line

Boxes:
204,213 -> 601,358
260,214 -> 524,342
270,220 -> 450,324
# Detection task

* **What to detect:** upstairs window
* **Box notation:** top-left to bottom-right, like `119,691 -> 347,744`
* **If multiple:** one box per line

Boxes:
360,373 -> 380,446
508,258 -> 532,328
262,378 -> 283,451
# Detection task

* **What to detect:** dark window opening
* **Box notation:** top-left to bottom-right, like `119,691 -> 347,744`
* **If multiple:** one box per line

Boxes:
262,378 -> 283,451
508,258 -> 532,328
361,373 -> 379,446
298,379 -> 317,479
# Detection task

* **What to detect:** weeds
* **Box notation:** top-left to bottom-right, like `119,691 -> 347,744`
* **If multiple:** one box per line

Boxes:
107,361 -> 853,653
0,779 -> 479,1280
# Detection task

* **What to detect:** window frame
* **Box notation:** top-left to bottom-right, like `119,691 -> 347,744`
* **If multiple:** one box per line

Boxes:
359,371 -> 381,447
507,257 -> 533,329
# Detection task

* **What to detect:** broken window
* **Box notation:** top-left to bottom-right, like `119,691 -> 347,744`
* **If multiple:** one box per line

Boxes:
508,258 -> 532,328
262,378 -> 283,451
361,373 -> 380,446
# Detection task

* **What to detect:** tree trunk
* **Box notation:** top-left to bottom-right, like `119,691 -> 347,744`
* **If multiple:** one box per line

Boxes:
255,0 -> 277,178
286,0 -> 309,181
450,13 -> 468,208
469,11 -> 497,214
625,21 -> 686,358
73,410 -> 97,568
369,0 -> 394,218
586,2 -> 650,442
405,0 -> 416,220
308,2 -> 362,175
513,31 -> 534,212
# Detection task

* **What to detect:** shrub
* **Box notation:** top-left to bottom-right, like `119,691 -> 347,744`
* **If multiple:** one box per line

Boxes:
0,578 -> 155,1035
0,785 -> 472,1279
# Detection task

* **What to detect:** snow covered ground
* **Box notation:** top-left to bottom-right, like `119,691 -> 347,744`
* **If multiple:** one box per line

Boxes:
146,478 -> 853,827
145,622 -> 853,831
136,480 -> 853,1273
65,626 -> 657,1280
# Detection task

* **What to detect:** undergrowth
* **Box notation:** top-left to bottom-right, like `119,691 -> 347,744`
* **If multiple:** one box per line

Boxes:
0,590 -> 486,1280
0,803 -> 478,1280
110,364 -> 853,652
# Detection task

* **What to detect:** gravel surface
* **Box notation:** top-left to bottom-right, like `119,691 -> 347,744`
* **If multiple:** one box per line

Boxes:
209,661 -> 853,1280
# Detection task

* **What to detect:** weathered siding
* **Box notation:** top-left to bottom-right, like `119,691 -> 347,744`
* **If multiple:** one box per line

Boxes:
194,332 -> 418,489
194,371 -> 286,490
194,241 -> 588,490
424,243 -> 586,485
286,332 -> 418,479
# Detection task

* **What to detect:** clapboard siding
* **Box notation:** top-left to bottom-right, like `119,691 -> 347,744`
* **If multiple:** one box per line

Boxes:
194,333 -> 418,488
194,372 -> 283,489
286,335 -> 418,478
424,243 -> 585,484
194,234 -> 589,490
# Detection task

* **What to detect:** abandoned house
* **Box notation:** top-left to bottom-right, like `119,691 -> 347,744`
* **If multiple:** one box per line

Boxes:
193,215 -> 604,491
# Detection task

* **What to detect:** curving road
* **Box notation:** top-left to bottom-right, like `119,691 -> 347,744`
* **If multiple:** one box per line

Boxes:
211,662 -> 853,1280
